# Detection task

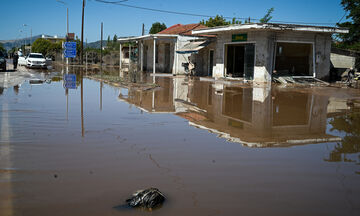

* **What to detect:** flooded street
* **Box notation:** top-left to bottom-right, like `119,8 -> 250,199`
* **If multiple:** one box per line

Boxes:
1,67 -> 360,216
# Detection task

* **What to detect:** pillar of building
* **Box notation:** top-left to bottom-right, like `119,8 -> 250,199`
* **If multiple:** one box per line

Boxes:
129,43 -> 132,69
153,38 -> 157,74
140,41 -> 144,71
119,43 -> 122,69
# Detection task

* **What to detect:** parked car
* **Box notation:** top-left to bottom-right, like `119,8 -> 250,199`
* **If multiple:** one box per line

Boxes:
25,53 -> 47,69
0,52 -> 6,71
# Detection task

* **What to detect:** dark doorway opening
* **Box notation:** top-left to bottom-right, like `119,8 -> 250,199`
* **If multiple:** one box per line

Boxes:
275,42 -> 313,76
225,44 -> 255,79
143,45 -> 148,71
164,43 -> 171,73
209,50 -> 214,76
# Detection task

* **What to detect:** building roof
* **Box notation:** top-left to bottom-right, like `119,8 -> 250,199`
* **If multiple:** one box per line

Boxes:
192,23 -> 349,35
158,23 -> 208,35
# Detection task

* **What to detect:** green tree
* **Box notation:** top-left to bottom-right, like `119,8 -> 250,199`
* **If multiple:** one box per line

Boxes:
31,38 -> 52,55
107,35 -> 111,47
259,7 -> 274,23
200,15 -> 231,27
232,18 -> 242,25
149,22 -> 167,34
336,0 -> 360,51
0,43 -> 5,53
113,34 -> 118,43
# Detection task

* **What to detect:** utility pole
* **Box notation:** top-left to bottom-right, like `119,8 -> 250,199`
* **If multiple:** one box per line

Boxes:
142,23 -> 145,36
100,22 -> 103,67
80,0 -> 85,65
66,7 -> 69,66
30,28 -> 32,52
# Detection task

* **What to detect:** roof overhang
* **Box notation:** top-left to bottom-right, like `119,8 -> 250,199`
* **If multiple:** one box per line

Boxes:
176,40 -> 211,54
192,23 -> 349,35
118,34 -> 178,42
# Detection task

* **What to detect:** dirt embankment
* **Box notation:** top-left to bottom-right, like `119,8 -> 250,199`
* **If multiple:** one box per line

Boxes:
87,74 -> 159,91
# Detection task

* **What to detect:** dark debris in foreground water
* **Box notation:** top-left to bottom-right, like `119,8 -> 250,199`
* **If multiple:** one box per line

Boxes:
125,188 -> 166,210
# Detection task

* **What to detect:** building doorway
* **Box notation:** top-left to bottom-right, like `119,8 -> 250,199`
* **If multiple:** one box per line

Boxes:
274,42 -> 314,76
208,50 -> 214,76
225,43 -> 255,79
164,43 -> 171,73
143,45 -> 147,71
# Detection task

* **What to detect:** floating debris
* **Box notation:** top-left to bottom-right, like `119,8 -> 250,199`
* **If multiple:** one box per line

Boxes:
126,188 -> 165,209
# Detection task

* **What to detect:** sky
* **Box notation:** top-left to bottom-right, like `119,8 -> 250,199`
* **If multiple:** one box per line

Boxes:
0,0 -> 349,42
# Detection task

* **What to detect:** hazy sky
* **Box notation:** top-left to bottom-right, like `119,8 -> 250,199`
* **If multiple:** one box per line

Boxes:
1,0 -> 348,42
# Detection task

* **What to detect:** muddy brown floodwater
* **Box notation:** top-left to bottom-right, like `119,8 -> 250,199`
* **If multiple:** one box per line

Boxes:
1,67 -> 360,216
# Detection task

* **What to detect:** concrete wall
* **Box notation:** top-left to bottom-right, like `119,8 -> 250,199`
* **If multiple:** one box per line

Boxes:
194,42 -> 216,76
331,53 -> 356,69
211,30 -> 274,82
139,36 -> 199,75
314,34 -> 332,80
208,30 -> 333,82
141,39 -> 175,73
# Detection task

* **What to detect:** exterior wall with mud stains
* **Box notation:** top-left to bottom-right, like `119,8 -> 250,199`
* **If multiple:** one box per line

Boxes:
140,36 -> 199,75
209,30 -> 333,82
142,39 -> 176,73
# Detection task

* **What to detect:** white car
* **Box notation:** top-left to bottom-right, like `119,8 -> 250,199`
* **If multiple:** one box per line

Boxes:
25,53 -> 47,69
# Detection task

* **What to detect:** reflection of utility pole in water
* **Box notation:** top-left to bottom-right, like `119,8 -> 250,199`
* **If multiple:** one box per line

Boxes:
65,64 -> 69,121
81,71 -> 84,137
100,22 -> 103,111
100,67 -> 103,111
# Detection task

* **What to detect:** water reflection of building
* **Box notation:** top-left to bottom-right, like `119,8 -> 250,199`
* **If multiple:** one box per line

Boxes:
119,77 -> 341,147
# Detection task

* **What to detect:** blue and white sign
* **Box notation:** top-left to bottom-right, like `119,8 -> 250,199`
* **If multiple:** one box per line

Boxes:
63,50 -> 77,57
63,74 -> 77,89
63,42 -> 77,49
63,42 -> 77,58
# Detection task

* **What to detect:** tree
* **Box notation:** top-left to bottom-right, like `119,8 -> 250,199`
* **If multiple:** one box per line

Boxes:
336,0 -> 360,51
259,7 -> 274,23
0,43 -> 5,53
107,35 -> 111,47
149,22 -> 167,34
200,15 -> 231,27
31,38 -> 52,55
232,18 -> 242,25
113,34 -> 118,43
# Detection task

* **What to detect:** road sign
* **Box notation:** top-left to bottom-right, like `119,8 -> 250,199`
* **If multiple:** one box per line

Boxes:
67,33 -> 75,41
63,42 -> 77,58
63,42 -> 77,49
64,50 -> 77,58
63,74 -> 77,89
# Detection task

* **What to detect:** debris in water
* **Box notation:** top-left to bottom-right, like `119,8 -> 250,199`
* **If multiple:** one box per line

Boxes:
126,188 -> 165,209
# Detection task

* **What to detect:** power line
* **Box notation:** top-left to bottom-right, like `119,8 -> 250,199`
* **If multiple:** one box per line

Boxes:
94,0 -> 129,4
94,1 -> 338,25
337,12 -> 347,24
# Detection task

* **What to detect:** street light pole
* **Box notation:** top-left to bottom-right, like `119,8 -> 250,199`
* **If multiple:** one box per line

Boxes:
23,24 -> 32,53
56,0 -> 69,65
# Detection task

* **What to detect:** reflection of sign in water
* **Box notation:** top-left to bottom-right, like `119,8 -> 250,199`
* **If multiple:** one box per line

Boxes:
63,42 -> 77,58
232,34 -> 247,42
64,74 -> 77,89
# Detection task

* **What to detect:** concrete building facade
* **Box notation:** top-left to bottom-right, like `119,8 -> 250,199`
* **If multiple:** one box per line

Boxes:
192,23 -> 348,82
118,24 -> 208,75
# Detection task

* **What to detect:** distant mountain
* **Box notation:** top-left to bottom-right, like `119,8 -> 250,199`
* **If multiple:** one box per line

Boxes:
86,40 -> 108,49
0,35 -> 46,51
1,36 -> 129,51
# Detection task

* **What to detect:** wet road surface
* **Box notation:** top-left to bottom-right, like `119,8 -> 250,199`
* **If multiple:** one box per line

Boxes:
1,66 -> 360,216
